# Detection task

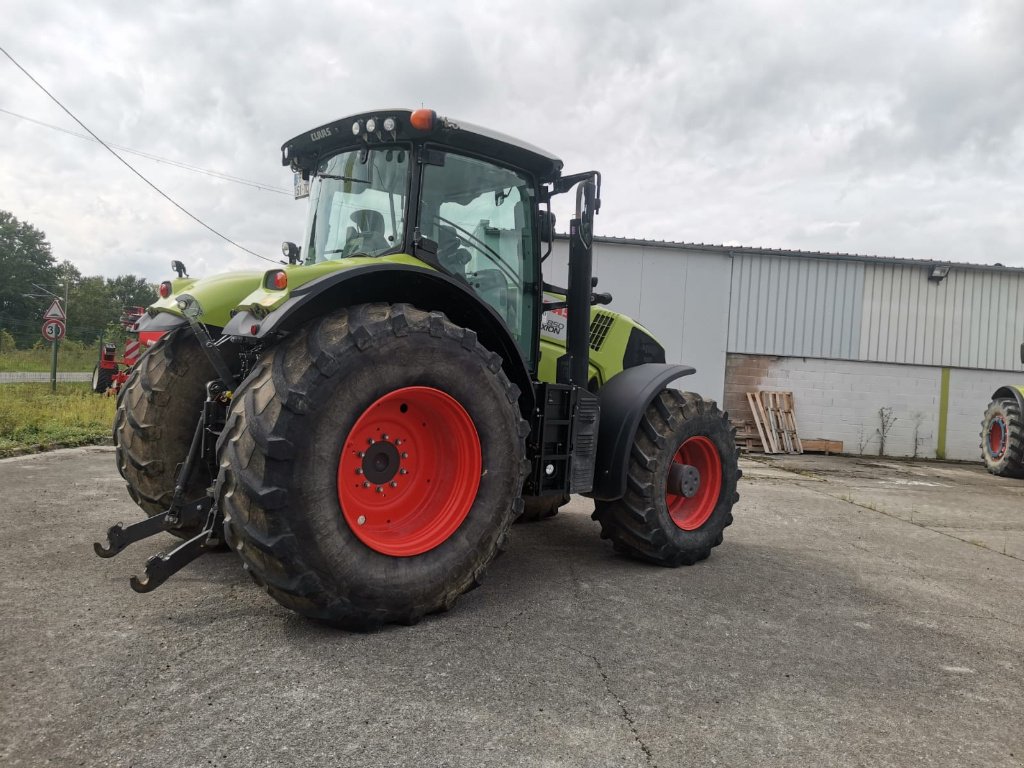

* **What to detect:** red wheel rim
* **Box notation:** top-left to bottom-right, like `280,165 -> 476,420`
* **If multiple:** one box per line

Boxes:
666,436 -> 722,531
337,386 -> 481,556
988,418 -> 1006,458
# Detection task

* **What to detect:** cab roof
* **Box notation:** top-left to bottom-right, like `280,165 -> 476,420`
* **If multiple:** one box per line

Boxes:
282,108 -> 564,183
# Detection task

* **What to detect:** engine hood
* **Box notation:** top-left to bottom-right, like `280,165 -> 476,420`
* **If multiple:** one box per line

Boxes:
148,270 -> 264,329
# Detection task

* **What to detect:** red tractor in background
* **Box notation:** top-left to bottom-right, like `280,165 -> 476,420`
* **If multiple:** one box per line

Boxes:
90,306 -> 160,395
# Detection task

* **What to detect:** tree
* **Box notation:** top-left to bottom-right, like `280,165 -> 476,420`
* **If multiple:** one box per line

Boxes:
0,211 -> 59,347
107,274 -> 156,310
0,210 -> 158,348
68,275 -> 111,344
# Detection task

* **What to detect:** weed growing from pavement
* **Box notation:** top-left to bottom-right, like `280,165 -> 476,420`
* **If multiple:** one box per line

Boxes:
0,383 -> 115,456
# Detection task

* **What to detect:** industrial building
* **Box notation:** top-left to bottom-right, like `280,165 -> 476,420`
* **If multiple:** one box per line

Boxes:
548,236 -> 1024,462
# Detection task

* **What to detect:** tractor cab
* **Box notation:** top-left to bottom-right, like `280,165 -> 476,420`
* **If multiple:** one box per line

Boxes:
282,108 -> 565,367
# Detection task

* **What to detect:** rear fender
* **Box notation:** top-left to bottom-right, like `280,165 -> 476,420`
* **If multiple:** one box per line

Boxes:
589,363 -> 696,501
223,263 -> 535,417
992,386 -> 1024,414
134,311 -> 189,348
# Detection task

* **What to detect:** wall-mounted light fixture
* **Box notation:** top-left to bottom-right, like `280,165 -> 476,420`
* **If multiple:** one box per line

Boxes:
928,265 -> 950,283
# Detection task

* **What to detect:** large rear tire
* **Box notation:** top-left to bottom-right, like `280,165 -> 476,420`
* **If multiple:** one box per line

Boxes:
113,327 -> 219,537
592,390 -> 739,566
981,398 -> 1024,477
217,303 -> 528,629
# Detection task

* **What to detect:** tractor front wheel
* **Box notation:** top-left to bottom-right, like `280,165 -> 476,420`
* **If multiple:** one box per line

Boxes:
217,303 -> 528,628
91,364 -> 115,394
981,398 -> 1024,477
592,390 -> 739,566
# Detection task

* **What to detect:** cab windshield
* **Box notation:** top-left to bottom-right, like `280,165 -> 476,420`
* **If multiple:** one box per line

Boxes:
302,148 -> 409,263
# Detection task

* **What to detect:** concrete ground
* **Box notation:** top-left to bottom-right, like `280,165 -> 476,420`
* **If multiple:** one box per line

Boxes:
1,447 -> 1021,768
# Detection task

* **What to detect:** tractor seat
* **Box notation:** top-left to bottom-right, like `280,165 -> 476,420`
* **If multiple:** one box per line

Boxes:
345,209 -> 391,255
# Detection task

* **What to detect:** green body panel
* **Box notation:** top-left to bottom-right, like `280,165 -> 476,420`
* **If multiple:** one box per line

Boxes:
536,304 -> 659,386
149,254 -> 432,327
150,270 -> 263,328
150,255 -> 658,387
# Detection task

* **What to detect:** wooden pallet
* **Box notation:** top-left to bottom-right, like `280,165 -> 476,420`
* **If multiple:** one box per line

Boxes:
745,390 -> 803,455
801,439 -> 843,454
746,392 -> 778,453
733,420 -> 762,453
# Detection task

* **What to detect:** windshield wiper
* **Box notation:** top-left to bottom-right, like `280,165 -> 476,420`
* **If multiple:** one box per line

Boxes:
315,174 -> 371,184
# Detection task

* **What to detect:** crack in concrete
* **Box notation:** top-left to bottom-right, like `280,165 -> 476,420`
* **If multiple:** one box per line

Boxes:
827,488 -> 1024,564
573,648 -> 656,766
755,458 -> 1024,565
563,562 -> 655,764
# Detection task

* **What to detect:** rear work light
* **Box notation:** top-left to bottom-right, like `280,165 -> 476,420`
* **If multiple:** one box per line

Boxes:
266,270 -> 288,290
158,281 -> 172,299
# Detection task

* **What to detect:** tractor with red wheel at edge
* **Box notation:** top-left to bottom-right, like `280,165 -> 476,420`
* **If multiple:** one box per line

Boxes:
980,341 -> 1024,478
95,108 -> 741,628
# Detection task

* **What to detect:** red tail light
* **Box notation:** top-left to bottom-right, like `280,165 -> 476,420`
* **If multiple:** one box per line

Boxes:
159,281 -> 172,299
266,270 -> 288,290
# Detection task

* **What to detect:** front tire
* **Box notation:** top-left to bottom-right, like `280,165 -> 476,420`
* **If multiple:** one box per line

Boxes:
593,390 -> 739,566
981,398 -> 1024,477
217,304 -> 527,629
91,365 -> 115,394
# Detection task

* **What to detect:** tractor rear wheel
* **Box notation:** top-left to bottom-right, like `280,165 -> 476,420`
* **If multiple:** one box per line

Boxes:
113,327 -> 220,537
592,390 -> 739,566
91,364 -> 114,394
981,398 -> 1024,477
217,303 -> 528,629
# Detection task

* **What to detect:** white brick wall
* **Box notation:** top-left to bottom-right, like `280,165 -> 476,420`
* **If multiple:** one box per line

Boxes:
946,368 -> 1021,463
727,355 -> 1021,461
744,357 -> 942,458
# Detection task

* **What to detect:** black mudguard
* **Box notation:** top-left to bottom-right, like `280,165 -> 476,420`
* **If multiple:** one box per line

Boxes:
588,363 -> 696,501
992,386 -> 1024,414
222,263 -> 535,417
135,311 -> 188,334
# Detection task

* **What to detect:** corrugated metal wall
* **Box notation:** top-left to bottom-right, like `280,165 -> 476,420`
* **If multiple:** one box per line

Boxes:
726,251 -> 1024,371
858,264 -> 1024,369
727,253 -> 864,359
548,240 -> 732,401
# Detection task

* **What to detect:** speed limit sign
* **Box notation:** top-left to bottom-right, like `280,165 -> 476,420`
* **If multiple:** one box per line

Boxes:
41,318 -> 66,342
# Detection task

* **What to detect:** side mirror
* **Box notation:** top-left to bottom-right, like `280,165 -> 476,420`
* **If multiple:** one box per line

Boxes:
538,210 -> 556,243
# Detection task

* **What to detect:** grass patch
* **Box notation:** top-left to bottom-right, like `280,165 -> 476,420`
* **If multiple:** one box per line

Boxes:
0,339 -> 102,373
0,383 -> 115,456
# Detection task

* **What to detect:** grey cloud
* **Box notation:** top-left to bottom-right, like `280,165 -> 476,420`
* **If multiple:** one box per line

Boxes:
0,0 -> 1021,282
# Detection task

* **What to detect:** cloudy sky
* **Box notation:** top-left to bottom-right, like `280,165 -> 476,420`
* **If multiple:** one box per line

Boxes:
1,0 -> 1022,284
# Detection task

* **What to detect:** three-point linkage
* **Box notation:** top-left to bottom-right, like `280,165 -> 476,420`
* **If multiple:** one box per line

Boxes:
94,378 -> 228,592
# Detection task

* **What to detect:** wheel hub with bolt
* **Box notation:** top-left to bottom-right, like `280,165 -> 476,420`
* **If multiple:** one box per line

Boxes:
337,386 -> 481,557
665,435 -> 722,531
988,417 -> 1006,459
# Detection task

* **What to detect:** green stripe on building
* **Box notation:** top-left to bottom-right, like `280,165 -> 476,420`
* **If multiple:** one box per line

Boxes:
936,367 -> 951,460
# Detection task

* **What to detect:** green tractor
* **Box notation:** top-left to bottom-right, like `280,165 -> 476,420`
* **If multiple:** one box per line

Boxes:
95,109 -> 740,628
981,343 -> 1024,477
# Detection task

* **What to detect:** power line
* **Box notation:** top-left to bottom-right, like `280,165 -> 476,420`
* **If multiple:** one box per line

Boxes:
0,46 -> 278,264
0,107 -> 291,195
